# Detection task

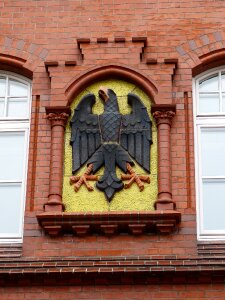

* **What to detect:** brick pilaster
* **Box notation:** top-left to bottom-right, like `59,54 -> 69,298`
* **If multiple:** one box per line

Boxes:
44,107 -> 70,212
152,105 -> 176,210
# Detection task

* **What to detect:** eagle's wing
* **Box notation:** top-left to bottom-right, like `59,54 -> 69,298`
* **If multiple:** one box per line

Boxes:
70,93 -> 101,174
120,93 -> 152,172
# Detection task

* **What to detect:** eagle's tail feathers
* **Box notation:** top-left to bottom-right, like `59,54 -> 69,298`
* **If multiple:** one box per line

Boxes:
96,169 -> 123,201
104,187 -> 115,201
92,144 -> 132,201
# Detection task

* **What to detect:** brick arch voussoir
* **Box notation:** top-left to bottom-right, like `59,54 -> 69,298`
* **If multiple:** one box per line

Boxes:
0,36 -> 49,78
65,64 -> 159,106
176,31 -> 225,75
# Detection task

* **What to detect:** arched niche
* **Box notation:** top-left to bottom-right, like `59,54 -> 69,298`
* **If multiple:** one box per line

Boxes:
65,64 -> 158,106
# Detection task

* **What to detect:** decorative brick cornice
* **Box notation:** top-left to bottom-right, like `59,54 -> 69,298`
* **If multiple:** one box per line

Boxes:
1,256 -> 225,285
77,38 -> 91,60
44,61 -> 59,78
131,36 -> 147,61
36,211 -> 181,236
76,36 -> 147,62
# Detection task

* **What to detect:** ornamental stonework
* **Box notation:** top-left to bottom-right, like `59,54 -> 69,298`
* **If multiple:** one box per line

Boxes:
69,87 -> 152,201
153,110 -> 175,126
47,112 -> 70,127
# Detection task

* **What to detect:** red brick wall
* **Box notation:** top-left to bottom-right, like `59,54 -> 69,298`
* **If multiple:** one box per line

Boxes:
1,284 -> 225,300
1,0 -> 225,298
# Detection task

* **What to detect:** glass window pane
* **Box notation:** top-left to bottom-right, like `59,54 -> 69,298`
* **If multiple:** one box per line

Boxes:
0,77 -> 6,97
9,79 -> 28,97
0,99 -> 4,117
201,128 -> 225,176
222,72 -> 225,91
0,183 -> 22,235
202,180 -> 225,231
199,74 -> 219,92
7,98 -> 28,118
199,93 -> 220,113
0,132 -> 25,180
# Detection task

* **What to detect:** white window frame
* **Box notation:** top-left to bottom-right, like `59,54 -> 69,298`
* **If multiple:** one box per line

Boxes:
0,71 -> 31,243
194,66 -> 225,241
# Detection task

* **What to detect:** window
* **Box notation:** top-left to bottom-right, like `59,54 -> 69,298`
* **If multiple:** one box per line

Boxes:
194,67 -> 225,240
0,72 -> 31,242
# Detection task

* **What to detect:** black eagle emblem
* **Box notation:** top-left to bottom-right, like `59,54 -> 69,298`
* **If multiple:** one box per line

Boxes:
70,87 -> 152,201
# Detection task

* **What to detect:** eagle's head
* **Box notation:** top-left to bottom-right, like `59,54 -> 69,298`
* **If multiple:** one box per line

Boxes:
98,86 -> 109,102
98,86 -> 119,112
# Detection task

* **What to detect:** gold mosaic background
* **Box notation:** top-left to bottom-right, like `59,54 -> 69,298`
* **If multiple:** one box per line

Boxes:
62,79 -> 157,212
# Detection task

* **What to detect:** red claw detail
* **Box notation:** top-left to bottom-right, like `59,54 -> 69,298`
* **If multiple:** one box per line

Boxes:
121,163 -> 150,191
70,164 -> 98,192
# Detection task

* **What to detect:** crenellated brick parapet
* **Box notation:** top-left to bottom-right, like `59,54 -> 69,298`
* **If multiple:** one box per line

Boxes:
152,105 -> 176,212
44,107 -> 71,212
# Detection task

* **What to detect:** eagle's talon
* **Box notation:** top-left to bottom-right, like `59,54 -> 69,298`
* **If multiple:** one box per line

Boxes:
139,175 -> 150,184
70,164 -> 98,192
121,163 -> 150,191
70,176 -> 80,184
74,177 -> 95,192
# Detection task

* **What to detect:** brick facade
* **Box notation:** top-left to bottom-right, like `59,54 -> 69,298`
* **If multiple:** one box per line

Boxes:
1,0 -> 225,299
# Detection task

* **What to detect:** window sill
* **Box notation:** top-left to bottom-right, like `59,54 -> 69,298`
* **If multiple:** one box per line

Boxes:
36,210 -> 181,236
198,240 -> 225,256
0,243 -> 22,258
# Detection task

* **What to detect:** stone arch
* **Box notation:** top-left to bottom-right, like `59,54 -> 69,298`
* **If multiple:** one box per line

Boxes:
65,64 -> 158,106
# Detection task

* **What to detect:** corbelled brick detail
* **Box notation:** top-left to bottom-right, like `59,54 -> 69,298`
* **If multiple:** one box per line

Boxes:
36,211 -> 181,236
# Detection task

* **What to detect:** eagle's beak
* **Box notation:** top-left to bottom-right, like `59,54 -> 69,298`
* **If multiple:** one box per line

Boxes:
98,86 -> 109,102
